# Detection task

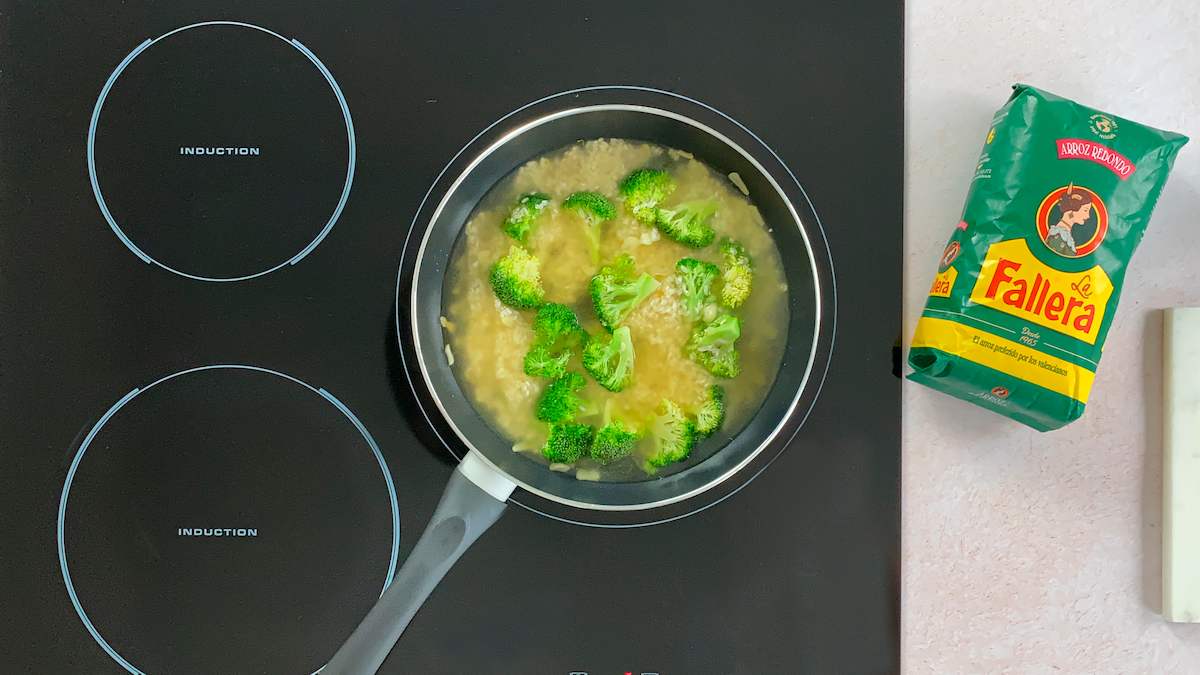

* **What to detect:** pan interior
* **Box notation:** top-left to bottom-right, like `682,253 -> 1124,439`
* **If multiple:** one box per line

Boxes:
443,138 -> 789,481
411,105 -> 821,510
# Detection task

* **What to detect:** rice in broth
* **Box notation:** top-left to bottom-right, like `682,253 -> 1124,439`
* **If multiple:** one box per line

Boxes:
443,139 -> 788,481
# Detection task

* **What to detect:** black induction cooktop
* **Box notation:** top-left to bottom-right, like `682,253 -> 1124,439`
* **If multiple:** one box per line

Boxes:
1,3 -> 902,673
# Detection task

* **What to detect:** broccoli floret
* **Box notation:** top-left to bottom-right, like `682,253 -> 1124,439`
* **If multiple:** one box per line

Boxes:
563,191 -> 617,221
719,237 -> 754,309
531,302 -> 586,344
695,385 -> 726,438
489,245 -> 544,310
582,325 -> 635,392
523,343 -> 570,379
501,192 -> 551,243
589,254 -> 660,332
687,314 -> 741,378
563,191 -> 617,265
618,168 -> 675,224
591,420 -> 639,465
644,400 -> 697,471
535,371 -> 588,423
523,303 -> 587,379
655,200 -> 717,248
542,422 -> 594,464
675,257 -> 720,321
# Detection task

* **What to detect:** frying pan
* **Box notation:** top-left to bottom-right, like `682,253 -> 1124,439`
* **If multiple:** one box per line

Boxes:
325,86 -> 835,673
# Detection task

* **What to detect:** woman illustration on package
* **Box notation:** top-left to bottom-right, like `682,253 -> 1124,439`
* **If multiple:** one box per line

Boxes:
1045,183 -> 1094,256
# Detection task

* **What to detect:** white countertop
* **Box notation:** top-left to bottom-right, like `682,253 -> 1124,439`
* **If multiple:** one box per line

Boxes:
904,1 -> 1200,671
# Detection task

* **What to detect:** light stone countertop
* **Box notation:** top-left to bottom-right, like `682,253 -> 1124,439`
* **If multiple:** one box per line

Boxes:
903,1 -> 1200,672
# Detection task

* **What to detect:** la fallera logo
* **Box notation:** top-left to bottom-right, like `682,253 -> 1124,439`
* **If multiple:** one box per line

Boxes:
969,238 -> 1114,345
939,241 -> 961,271
1036,183 -> 1109,259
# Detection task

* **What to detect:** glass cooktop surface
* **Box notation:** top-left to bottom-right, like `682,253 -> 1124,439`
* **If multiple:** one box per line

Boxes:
1,3 -> 901,673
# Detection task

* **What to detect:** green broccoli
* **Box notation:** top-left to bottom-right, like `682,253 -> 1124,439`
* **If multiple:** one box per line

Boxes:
563,191 -> 617,264
719,238 -> 753,309
655,200 -> 717,248
542,422 -> 594,464
501,192 -> 551,243
531,302 -> 586,340
535,371 -> 588,423
695,385 -> 726,438
523,303 -> 587,379
489,245 -> 544,309
644,400 -> 697,471
523,343 -> 570,380
582,325 -> 635,392
675,257 -> 720,321
591,420 -> 639,465
686,314 -> 741,378
589,254 -> 660,332
618,168 -> 675,224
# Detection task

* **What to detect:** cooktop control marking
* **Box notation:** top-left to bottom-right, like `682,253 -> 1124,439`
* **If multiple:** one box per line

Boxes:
176,527 -> 259,536
57,364 -> 399,675
86,20 -> 356,282
178,146 -> 262,156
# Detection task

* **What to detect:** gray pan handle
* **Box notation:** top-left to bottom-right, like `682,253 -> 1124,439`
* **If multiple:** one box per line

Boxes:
323,450 -> 516,675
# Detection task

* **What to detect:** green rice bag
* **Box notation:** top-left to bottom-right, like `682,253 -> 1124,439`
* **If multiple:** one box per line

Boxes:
909,84 -> 1188,431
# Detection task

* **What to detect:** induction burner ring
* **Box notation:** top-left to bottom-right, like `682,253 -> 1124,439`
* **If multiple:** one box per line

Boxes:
57,365 -> 399,674
86,21 -> 356,282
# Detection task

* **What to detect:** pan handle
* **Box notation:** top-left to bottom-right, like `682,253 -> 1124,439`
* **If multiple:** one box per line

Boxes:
324,450 -> 515,674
